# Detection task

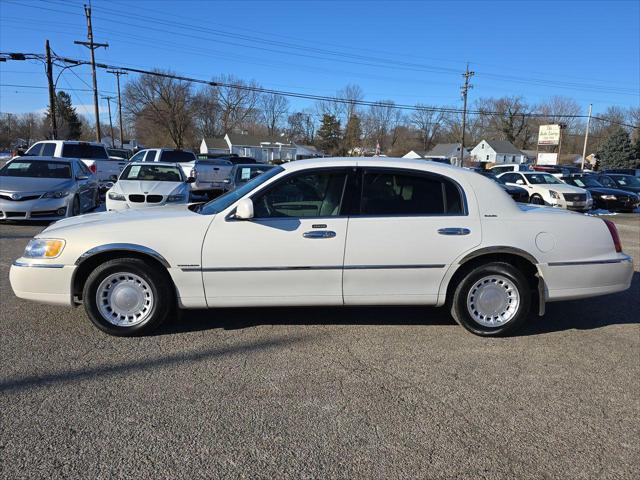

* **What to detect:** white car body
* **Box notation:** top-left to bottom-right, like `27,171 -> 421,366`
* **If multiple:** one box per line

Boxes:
105,162 -> 191,211
22,140 -> 127,188
129,148 -> 229,193
489,163 -> 531,175
9,158 -> 633,335
498,171 -> 593,211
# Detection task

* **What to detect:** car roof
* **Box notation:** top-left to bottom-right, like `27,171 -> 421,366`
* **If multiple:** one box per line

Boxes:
11,155 -> 75,163
127,161 -> 182,167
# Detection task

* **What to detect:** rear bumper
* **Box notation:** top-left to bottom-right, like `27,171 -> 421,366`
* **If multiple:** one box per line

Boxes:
541,254 -> 634,301
9,260 -> 75,306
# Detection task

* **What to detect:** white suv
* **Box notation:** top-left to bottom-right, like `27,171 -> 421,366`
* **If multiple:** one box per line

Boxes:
499,171 -> 593,212
22,140 -> 126,190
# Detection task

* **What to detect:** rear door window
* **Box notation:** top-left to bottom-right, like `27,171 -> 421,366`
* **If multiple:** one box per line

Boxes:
40,143 -> 56,156
160,150 -> 196,162
61,143 -> 108,159
24,143 -> 43,156
144,150 -> 157,162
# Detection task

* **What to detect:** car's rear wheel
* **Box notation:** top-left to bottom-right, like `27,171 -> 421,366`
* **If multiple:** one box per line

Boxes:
82,258 -> 173,336
530,194 -> 544,205
450,262 -> 531,336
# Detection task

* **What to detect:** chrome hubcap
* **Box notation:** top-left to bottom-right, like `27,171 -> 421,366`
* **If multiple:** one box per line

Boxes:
96,272 -> 154,326
467,275 -> 520,327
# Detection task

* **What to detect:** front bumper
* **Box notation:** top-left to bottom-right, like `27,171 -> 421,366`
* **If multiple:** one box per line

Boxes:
549,197 -> 593,212
0,197 -> 70,220
541,254 -> 634,301
10,259 -> 76,306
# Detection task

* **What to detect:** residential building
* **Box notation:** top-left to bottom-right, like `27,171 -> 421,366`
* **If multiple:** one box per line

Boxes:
403,143 -> 470,166
200,133 -> 296,163
470,140 -> 527,164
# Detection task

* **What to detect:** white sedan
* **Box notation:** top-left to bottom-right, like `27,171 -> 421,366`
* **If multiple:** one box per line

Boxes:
498,171 -> 593,211
106,162 -> 193,210
9,158 -> 633,337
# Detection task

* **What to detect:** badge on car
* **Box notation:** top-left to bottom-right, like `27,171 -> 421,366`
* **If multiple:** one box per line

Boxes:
11,193 -> 20,200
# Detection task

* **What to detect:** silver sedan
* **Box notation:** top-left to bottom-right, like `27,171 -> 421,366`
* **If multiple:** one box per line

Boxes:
0,156 -> 100,221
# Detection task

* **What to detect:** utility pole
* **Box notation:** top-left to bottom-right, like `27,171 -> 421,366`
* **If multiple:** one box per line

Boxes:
102,96 -> 115,147
460,63 -> 474,167
107,69 -> 127,147
45,40 -> 58,139
581,104 -> 592,170
74,4 -> 108,143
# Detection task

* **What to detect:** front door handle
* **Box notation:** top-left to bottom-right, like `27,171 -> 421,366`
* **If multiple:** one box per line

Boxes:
438,228 -> 471,236
303,230 -> 336,239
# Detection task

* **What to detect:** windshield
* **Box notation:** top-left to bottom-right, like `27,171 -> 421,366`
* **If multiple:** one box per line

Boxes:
160,150 -> 196,163
235,165 -> 274,183
567,177 -> 603,188
0,160 -> 71,178
120,164 -> 183,182
200,166 -> 283,215
612,175 -> 640,188
526,173 -> 563,185
61,143 -> 108,160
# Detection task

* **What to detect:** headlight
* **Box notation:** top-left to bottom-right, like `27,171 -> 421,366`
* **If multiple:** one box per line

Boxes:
23,238 -> 65,258
549,190 -> 560,199
167,194 -> 185,202
601,194 -> 617,200
108,191 -> 126,201
42,190 -> 70,199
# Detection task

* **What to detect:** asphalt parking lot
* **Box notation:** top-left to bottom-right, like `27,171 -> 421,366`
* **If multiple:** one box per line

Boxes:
1,214 -> 638,479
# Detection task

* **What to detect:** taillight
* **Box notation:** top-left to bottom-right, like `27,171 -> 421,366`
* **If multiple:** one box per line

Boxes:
602,219 -> 622,253
89,163 -> 97,174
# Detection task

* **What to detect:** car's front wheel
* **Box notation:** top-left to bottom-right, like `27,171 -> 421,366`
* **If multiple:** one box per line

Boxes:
529,194 -> 544,205
450,262 -> 531,336
82,258 -> 173,336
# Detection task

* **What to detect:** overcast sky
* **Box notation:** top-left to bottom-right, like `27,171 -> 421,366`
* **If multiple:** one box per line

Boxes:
1,0 -> 638,123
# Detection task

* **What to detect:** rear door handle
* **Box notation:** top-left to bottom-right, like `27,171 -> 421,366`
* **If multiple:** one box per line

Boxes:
303,231 -> 336,239
438,228 -> 471,235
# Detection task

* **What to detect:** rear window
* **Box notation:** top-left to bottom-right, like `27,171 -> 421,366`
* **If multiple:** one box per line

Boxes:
62,143 -> 108,160
1,160 -> 72,178
160,150 -> 196,163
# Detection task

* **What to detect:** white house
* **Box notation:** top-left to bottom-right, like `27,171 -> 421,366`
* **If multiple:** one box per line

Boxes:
470,140 -> 527,164
200,134 -> 296,163
403,143 -> 470,166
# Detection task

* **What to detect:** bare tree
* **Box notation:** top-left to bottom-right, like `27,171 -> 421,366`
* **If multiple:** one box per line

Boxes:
410,105 -> 444,151
260,93 -> 289,136
214,74 -> 261,134
192,88 -> 222,138
124,71 -> 194,148
287,111 -> 316,144
363,101 -> 403,151
475,96 -> 534,149
338,83 -> 364,122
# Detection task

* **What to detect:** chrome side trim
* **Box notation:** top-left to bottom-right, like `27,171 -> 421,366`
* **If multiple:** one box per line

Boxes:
548,257 -> 632,267
12,260 -> 65,268
184,264 -> 446,273
75,243 -> 171,268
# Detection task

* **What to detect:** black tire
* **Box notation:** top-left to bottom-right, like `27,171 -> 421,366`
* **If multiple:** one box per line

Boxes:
71,195 -> 80,216
450,262 -> 531,336
82,258 -> 173,336
529,194 -> 544,205
93,189 -> 100,210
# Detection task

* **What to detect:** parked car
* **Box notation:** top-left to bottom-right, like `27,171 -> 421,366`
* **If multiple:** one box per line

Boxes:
9,157 -> 633,338
130,148 -> 230,195
498,171 -> 593,211
533,165 -> 582,178
218,156 -> 258,165
222,164 -> 276,192
469,168 -> 529,202
106,162 -> 194,211
0,156 -> 99,220
489,163 -> 531,175
593,173 -> 640,195
562,176 -> 639,212
107,148 -> 132,160
21,141 -> 126,190
603,168 -> 640,177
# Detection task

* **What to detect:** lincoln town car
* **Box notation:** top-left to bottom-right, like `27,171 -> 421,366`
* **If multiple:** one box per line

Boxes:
9,158 -> 633,336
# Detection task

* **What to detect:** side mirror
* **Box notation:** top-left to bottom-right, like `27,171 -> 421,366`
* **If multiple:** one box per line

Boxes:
515,179 -> 525,185
186,176 -> 196,184
109,174 -> 118,182
235,198 -> 254,220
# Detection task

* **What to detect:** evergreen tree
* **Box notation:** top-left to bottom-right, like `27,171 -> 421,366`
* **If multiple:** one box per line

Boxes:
45,91 -> 82,140
596,127 -> 634,170
632,133 -> 640,160
341,115 -> 362,155
316,114 -> 341,155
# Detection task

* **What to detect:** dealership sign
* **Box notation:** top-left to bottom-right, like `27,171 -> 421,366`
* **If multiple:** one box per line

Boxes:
538,124 -> 561,145
537,152 -> 558,165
